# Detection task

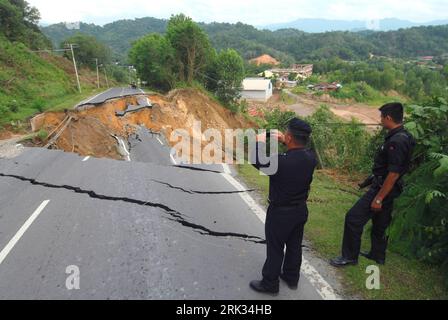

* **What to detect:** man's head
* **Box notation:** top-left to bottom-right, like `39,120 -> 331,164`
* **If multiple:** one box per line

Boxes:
285,118 -> 312,149
379,102 -> 404,130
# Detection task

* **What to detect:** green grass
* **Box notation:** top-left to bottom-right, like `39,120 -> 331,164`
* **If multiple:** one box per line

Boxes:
237,163 -> 448,299
0,36 -> 103,127
291,86 -> 309,95
291,83 -> 407,107
46,88 -> 105,112
280,90 -> 296,105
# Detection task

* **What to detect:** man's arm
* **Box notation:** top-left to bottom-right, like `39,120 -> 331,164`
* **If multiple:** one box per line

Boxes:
371,172 -> 400,212
371,136 -> 410,212
251,131 -> 284,174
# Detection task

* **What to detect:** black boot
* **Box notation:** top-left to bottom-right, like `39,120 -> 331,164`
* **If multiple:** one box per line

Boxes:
329,256 -> 358,267
249,280 -> 279,296
280,274 -> 298,290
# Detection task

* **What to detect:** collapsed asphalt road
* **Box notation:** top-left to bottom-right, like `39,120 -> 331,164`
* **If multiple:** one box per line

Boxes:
76,87 -> 146,107
0,131 -> 338,299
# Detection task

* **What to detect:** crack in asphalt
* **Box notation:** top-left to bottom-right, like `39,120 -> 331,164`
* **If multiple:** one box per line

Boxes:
0,173 -> 266,245
173,165 -> 222,174
151,179 -> 255,195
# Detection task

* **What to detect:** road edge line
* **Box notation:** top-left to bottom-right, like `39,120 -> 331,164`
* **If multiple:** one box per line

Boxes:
220,171 -> 339,300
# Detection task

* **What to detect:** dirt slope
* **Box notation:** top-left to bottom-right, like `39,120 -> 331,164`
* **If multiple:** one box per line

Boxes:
31,88 -> 254,160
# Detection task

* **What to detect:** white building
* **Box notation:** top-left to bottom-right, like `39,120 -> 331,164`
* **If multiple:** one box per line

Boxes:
240,78 -> 273,102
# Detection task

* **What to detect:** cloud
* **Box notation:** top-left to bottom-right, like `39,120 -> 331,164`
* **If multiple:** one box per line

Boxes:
28,0 -> 448,26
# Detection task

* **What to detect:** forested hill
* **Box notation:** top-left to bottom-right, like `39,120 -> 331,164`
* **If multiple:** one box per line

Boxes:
42,17 -> 448,62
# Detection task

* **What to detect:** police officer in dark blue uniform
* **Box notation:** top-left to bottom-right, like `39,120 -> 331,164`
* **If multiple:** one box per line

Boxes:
330,103 -> 415,267
249,118 -> 318,295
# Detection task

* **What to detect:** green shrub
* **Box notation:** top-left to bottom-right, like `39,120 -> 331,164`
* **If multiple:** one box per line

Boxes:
37,129 -> 48,141
0,104 -> 9,119
306,105 -> 378,172
8,99 -> 19,113
31,98 -> 46,113
389,98 -> 448,285
330,82 -> 380,102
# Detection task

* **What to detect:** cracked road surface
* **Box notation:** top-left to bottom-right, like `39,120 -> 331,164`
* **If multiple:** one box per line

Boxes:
76,87 -> 146,107
0,132 -> 330,299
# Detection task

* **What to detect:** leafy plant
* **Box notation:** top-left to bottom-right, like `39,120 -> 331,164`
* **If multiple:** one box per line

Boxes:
389,98 -> 448,285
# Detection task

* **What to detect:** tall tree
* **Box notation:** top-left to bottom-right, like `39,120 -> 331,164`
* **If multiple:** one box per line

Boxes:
209,49 -> 245,106
166,14 -> 213,83
0,0 -> 50,48
129,33 -> 176,91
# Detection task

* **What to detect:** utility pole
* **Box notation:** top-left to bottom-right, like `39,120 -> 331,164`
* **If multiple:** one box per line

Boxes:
69,44 -> 81,93
95,58 -> 100,89
103,65 -> 109,88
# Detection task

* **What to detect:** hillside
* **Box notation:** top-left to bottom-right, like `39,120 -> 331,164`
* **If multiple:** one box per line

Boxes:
42,17 -> 448,62
0,35 -> 107,127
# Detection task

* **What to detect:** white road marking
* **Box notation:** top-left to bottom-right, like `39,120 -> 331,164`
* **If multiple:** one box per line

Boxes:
220,173 -> 266,223
119,139 -> 131,162
222,163 -> 232,175
170,153 -> 177,165
156,137 -> 164,145
82,156 -> 90,162
220,168 -> 339,300
0,200 -> 50,266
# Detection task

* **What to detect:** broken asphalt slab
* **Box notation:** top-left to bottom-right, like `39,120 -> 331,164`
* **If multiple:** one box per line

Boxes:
0,147 -> 325,299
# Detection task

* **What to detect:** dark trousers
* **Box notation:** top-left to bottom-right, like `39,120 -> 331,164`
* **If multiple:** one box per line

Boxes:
342,186 -> 399,261
261,204 -> 308,290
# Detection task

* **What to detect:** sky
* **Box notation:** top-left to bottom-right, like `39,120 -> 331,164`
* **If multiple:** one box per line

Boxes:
28,0 -> 448,26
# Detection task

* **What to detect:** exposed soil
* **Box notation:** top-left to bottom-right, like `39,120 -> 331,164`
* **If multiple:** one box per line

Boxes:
249,54 -> 280,66
248,90 -> 382,126
27,88 -> 254,161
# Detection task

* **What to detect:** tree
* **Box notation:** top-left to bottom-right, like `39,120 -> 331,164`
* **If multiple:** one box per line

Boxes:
61,33 -> 111,69
0,0 -> 50,49
209,49 -> 245,106
129,33 -> 176,91
166,14 -> 213,84
405,70 -> 425,101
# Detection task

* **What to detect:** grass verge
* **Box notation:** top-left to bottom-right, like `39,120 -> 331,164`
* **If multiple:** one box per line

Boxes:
237,163 -> 448,299
46,88 -> 105,112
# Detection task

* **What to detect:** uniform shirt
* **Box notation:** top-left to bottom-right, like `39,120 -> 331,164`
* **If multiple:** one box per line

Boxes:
252,142 -> 318,206
372,126 -> 415,177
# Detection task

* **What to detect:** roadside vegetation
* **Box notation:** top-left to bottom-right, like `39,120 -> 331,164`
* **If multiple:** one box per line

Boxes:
311,58 -> 448,104
128,14 -> 246,111
0,1 -> 126,130
237,99 -> 448,299
238,163 -> 448,299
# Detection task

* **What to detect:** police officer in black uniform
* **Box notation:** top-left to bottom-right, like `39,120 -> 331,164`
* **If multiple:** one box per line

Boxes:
330,102 -> 415,267
249,118 -> 317,295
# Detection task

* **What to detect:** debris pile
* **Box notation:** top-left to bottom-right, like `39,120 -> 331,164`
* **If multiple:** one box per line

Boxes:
30,88 -> 253,161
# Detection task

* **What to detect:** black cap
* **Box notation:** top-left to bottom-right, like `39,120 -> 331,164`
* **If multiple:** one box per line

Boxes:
287,118 -> 312,136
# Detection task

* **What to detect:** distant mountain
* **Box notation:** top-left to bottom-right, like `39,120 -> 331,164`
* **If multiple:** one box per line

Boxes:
261,18 -> 448,32
41,17 -> 448,63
